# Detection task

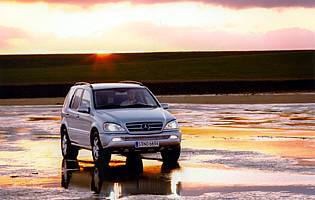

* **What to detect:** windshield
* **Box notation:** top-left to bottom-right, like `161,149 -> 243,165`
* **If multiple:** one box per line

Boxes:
94,88 -> 159,109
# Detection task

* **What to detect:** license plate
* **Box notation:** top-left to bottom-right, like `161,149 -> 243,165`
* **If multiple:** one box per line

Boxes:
135,141 -> 159,148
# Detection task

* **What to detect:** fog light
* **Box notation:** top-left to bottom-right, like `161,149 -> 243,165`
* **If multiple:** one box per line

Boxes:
112,137 -> 122,142
169,135 -> 178,139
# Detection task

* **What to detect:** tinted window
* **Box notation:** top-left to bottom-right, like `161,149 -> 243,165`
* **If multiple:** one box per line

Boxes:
80,90 -> 91,108
70,89 -> 83,110
63,87 -> 75,109
94,88 -> 158,109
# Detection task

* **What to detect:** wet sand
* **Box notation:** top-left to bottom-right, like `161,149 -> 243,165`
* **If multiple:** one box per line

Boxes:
0,104 -> 315,199
0,92 -> 315,105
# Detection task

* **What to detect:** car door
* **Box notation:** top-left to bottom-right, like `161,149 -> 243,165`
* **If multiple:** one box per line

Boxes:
77,89 -> 93,147
67,88 -> 84,144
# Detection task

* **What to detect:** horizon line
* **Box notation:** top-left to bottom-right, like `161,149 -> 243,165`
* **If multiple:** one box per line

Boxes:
0,49 -> 314,56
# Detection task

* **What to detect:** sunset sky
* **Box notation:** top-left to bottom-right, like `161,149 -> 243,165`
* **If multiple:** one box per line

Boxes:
0,0 -> 314,54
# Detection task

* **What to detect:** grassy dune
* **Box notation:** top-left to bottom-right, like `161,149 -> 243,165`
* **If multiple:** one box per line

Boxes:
0,50 -> 314,85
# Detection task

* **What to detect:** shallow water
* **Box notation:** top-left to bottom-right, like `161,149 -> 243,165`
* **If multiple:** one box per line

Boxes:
0,104 -> 315,199
172,103 -> 315,130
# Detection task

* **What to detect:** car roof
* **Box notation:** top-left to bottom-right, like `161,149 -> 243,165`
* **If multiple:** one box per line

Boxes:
77,83 -> 144,90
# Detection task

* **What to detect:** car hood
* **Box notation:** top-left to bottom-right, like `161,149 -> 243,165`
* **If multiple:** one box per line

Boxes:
95,108 -> 175,125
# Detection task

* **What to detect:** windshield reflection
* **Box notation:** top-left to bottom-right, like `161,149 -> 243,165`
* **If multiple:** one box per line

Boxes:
94,88 -> 159,109
61,159 -> 181,198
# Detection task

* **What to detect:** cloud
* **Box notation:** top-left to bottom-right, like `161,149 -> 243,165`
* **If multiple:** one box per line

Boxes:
0,26 -> 25,48
5,0 -> 315,8
261,28 -> 315,50
1,22 -> 314,53
200,0 -> 315,8
111,22 -> 315,50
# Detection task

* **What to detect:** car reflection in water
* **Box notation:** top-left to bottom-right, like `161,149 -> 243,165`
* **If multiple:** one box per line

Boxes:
61,157 -> 181,198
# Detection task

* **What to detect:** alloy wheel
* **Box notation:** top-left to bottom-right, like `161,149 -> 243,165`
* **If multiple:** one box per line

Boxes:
93,137 -> 99,160
62,134 -> 68,155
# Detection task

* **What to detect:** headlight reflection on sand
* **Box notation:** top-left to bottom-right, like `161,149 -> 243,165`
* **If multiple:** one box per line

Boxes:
108,182 -> 122,200
170,171 -> 181,198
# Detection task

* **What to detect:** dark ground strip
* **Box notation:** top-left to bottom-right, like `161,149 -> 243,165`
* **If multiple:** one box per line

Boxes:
0,79 -> 314,98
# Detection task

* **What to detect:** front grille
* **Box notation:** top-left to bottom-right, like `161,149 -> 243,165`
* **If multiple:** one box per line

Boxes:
126,121 -> 163,133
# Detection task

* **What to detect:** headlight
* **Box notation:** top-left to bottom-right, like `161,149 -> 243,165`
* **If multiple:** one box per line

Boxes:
104,123 -> 125,132
164,120 -> 179,130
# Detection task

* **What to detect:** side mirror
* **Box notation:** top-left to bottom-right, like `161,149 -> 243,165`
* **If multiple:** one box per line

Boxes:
161,103 -> 169,110
78,106 -> 90,114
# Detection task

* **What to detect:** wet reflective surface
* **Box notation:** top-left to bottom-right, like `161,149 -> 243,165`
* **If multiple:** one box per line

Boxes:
61,159 -> 181,199
173,103 -> 315,130
0,104 -> 315,199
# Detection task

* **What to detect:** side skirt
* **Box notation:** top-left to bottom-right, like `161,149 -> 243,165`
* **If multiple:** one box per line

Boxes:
71,141 -> 91,150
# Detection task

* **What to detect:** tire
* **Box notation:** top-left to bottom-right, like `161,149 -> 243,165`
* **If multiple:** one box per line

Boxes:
161,145 -> 181,165
91,130 -> 111,166
161,162 -> 180,173
126,153 -> 143,174
61,126 -> 79,160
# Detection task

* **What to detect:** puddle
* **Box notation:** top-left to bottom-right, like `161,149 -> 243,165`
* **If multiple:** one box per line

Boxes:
28,116 -> 60,121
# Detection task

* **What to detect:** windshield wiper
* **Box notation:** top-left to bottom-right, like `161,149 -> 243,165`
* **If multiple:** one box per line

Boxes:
96,105 -> 122,109
96,103 -> 158,109
121,103 -> 157,108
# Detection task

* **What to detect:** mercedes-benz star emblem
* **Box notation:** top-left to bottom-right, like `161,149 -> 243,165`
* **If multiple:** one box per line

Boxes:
142,123 -> 150,131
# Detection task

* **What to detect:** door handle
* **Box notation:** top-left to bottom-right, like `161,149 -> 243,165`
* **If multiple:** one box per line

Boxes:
67,113 -> 79,118
62,113 -> 69,117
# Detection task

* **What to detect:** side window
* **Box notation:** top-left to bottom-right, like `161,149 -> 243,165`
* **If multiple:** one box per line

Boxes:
63,88 -> 74,109
70,89 -> 83,110
80,90 -> 91,108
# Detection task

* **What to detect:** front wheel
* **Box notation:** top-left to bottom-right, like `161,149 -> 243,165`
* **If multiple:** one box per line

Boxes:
91,130 -> 111,166
126,153 -> 143,174
161,145 -> 181,165
61,127 -> 79,160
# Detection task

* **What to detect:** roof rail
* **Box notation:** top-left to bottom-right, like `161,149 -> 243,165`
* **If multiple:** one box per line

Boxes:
119,80 -> 143,86
74,82 -> 91,86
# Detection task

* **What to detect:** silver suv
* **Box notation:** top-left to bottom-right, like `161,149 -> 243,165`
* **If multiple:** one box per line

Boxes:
60,81 -> 181,165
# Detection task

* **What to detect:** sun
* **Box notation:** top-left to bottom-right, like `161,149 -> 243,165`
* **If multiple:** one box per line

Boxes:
95,53 -> 112,59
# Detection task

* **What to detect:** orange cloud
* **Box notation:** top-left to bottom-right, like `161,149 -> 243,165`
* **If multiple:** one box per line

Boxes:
5,0 -> 315,8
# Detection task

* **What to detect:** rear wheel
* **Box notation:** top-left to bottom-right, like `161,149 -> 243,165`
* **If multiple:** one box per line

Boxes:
161,145 -> 181,165
61,126 -> 79,160
91,130 -> 111,166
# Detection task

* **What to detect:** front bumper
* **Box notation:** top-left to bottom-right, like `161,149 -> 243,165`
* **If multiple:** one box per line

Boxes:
99,130 -> 181,154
